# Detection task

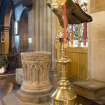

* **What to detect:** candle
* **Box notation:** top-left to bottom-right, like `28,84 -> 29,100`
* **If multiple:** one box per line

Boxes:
63,3 -> 67,47
71,24 -> 74,47
83,22 -> 87,47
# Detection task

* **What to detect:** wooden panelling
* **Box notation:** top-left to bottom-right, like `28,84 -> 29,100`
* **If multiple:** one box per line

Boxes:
3,31 -> 9,54
0,44 -> 5,54
3,12 -> 11,54
65,48 -> 88,80
20,33 -> 28,51
19,14 -> 28,51
90,0 -> 105,13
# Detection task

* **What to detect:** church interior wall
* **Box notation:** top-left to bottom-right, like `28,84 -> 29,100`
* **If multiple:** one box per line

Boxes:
88,0 -> 105,82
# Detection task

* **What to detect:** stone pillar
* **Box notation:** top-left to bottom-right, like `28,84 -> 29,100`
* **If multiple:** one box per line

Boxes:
88,0 -> 105,81
17,51 -> 52,104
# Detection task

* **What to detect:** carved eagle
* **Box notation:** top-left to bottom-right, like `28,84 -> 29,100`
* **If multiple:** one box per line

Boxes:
47,0 -> 92,27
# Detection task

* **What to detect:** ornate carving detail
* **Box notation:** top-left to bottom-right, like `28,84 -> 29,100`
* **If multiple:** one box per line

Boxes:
22,62 -> 49,83
17,52 -> 52,103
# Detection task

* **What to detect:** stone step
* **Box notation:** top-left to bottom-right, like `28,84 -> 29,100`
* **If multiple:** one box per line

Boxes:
2,93 -> 50,105
73,80 -> 105,100
95,95 -> 105,105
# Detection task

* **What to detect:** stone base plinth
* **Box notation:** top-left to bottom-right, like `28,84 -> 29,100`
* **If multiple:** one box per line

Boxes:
17,89 -> 51,103
17,52 -> 52,104
73,80 -> 105,100
2,93 -> 50,105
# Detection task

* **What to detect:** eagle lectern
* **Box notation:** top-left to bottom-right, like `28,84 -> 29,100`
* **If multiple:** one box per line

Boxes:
47,0 -> 92,105
47,0 -> 92,27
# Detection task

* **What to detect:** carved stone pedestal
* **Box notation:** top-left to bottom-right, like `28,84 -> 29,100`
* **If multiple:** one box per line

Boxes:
17,52 -> 52,104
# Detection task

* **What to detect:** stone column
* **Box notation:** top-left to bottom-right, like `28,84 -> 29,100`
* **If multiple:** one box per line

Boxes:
17,51 -> 52,104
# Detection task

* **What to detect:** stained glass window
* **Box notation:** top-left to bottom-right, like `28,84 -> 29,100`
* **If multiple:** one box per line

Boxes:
66,0 -> 88,48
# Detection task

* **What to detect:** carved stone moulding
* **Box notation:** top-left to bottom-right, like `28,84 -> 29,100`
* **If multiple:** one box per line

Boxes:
17,51 -> 52,104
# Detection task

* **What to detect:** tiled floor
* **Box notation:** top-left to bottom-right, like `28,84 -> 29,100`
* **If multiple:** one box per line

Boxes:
0,76 -> 104,105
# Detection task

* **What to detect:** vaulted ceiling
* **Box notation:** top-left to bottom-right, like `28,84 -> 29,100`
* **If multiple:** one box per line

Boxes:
0,0 -> 32,35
